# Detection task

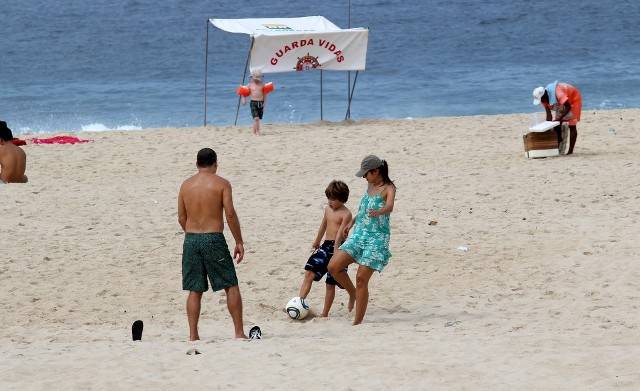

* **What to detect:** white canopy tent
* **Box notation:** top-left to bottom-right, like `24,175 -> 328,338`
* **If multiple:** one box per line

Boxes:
203,16 -> 369,125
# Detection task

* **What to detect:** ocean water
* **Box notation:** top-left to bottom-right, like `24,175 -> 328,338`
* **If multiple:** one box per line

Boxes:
1,0 -> 639,134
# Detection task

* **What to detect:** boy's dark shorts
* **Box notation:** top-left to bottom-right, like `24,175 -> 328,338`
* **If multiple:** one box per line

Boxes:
182,232 -> 238,292
304,240 -> 344,287
250,100 -> 264,119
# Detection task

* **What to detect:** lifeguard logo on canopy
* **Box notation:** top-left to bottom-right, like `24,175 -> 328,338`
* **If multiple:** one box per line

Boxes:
270,38 -> 344,66
262,24 -> 293,31
295,53 -> 320,71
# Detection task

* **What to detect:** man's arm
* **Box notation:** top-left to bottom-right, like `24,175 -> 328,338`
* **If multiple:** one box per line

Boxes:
545,106 -> 552,121
556,102 -> 572,122
177,185 -> 187,231
222,181 -> 245,263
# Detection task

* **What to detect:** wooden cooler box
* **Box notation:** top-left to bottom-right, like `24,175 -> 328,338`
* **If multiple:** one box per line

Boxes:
523,121 -> 568,158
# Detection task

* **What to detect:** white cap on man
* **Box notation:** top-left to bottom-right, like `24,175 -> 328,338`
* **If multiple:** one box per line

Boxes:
532,86 -> 545,105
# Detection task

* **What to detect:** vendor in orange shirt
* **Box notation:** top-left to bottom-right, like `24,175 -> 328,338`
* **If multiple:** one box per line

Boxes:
532,81 -> 582,155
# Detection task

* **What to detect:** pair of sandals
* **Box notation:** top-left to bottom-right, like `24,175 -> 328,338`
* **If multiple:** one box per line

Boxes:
131,320 -> 262,346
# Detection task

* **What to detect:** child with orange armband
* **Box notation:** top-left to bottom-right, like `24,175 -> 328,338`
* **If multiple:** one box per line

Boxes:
237,71 -> 274,136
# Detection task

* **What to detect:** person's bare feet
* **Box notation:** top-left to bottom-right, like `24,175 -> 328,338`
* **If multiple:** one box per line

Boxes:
348,294 -> 355,312
235,333 -> 248,339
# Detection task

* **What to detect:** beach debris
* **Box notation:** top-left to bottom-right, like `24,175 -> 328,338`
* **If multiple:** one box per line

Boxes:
608,128 -> 616,135
444,320 -> 462,327
186,348 -> 201,355
428,220 -> 438,226
456,245 -> 469,252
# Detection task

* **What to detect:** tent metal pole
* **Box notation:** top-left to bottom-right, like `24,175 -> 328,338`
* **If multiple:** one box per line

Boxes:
347,0 -> 351,114
234,37 -> 254,126
320,70 -> 323,121
203,19 -> 210,127
345,70 -> 359,120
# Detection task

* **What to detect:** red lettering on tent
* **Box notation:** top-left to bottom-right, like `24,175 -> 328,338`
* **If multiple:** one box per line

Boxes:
292,42 -> 299,49
301,39 -> 307,46
337,56 -> 344,62
319,39 -> 326,47
307,38 -> 314,45
271,58 -> 278,65
329,44 -> 336,51
284,45 -> 292,54
276,49 -> 284,58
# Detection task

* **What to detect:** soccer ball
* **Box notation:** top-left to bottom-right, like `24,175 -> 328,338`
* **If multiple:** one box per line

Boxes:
286,297 -> 309,320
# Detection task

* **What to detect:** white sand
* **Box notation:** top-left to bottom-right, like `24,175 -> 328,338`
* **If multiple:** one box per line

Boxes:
2,109 -> 640,390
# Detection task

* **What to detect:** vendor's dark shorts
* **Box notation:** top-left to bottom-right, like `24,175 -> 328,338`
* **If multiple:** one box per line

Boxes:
182,233 -> 238,292
304,240 -> 344,287
250,100 -> 264,119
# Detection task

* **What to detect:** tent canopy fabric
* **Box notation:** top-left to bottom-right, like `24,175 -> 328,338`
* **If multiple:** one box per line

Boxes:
203,16 -> 366,124
210,16 -> 342,36
209,16 -> 368,74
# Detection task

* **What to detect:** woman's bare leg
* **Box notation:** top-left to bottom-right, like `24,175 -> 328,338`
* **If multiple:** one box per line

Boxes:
353,266 -> 375,325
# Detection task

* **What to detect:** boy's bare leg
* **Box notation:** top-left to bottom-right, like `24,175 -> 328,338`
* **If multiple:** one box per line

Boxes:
322,284 -> 336,317
256,118 -> 261,135
353,266 -> 375,325
186,291 -> 203,341
225,285 -> 248,339
299,271 -> 315,299
252,118 -> 260,135
328,250 -> 356,311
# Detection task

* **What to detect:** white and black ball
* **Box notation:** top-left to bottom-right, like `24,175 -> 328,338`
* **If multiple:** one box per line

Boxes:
286,297 -> 309,320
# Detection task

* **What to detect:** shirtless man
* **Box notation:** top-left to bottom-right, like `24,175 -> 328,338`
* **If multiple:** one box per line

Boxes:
178,148 -> 247,340
241,71 -> 267,136
0,121 -> 28,184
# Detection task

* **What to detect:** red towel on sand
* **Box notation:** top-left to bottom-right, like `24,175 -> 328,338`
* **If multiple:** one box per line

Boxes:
11,138 -> 27,146
31,136 -> 92,145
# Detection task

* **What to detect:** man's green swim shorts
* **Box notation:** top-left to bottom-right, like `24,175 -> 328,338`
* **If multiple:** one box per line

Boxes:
182,232 -> 238,292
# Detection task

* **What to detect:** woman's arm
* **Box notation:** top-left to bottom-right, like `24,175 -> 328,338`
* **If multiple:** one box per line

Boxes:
368,186 -> 396,217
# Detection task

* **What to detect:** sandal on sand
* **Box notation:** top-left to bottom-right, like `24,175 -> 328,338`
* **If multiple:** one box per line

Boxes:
131,320 -> 143,341
249,326 -> 262,340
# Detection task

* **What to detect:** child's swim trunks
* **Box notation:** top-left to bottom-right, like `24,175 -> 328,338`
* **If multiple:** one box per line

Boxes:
182,232 -> 238,292
250,100 -> 264,119
304,240 -> 343,287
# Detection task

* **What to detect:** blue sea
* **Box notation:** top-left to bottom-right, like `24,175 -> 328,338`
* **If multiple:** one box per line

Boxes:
1,0 -> 639,134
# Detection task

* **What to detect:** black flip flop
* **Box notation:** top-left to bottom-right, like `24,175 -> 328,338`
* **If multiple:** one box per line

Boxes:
132,320 -> 143,341
249,326 -> 262,340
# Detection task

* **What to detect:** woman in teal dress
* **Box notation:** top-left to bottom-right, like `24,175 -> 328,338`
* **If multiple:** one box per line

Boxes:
329,155 -> 396,325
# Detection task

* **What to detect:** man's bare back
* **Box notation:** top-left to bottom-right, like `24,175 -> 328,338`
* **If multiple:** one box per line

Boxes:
0,142 -> 28,184
178,172 -> 228,233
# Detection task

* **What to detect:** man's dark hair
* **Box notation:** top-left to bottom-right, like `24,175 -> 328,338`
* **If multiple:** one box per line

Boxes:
196,148 -> 217,167
325,180 -> 349,203
0,121 -> 14,142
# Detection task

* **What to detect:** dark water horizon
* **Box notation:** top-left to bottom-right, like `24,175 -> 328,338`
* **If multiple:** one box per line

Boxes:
1,0 -> 639,134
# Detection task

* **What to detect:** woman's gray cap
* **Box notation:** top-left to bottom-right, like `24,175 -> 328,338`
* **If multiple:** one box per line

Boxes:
355,155 -> 383,177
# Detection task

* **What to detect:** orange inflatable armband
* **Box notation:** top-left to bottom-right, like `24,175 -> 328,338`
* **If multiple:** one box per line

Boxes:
237,85 -> 250,97
262,82 -> 274,94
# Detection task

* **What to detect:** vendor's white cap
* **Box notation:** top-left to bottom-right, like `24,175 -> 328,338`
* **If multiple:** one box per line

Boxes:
532,86 -> 545,105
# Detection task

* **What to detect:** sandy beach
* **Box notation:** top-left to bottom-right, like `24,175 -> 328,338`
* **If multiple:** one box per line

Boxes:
2,109 -> 640,390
